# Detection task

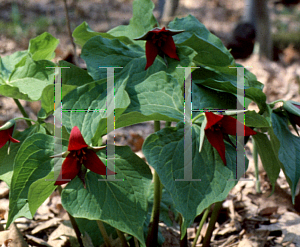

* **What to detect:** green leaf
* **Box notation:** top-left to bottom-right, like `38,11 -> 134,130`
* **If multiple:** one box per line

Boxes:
245,111 -> 270,128
108,0 -> 158,41
81,35 -> 144,80
252,132 -> 280,192
192,68 -> 267,112
142,122 -> 247,236
73,22 -> 133,47
41,60 -> 94,116
28,172 -> 57,216
0,55 -> 55,101
271,112 -> 300,202
61,146 -> 152,247
6,133 -> 67,228
119,71 -> 184,126
192,83 -> 238,110
28,32 -> 59,61
0,51 -> 27,81
61,74 -> 130,145
168,15 -> 234,67
0,125 -> 45,187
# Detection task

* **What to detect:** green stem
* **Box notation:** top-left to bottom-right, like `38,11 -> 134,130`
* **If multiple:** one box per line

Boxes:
202,201 -> 222,247
116,229 -> 129,247
57,186 -> 84,247
13,99 -> 32,126
191,112 -> 205,123
192,207 -> 210,247
253,139 -> 261,193
165,121 -> 171,127
13,117 -> 39,124
96,220 -> 113,247
268,99 -> 284,109
179,214 -> 188,247
146,121 -> 163,247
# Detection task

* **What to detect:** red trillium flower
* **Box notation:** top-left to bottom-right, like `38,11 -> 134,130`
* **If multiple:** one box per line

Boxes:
204,112 -> 257,165
0,120 -> 20,150
54,126 -> 115,187
288,103 -> 300,127
134,27 -> 184,70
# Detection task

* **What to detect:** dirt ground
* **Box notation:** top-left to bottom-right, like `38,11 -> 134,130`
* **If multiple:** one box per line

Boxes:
1,0 -> 300,246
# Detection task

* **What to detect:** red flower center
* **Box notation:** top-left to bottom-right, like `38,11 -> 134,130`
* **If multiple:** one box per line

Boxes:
72,148 -> 87,164
209,123 -> 223,132
151,33 -> 168,47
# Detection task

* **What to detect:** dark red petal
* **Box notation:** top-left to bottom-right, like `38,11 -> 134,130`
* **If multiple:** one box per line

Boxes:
54,153 -> 81,185
221,116 -> 256,136
145,40 -> 159,70
9,136 -> 20,143
293,103 -> 300,110
160,36 -> 179,60
68,126 -> 88,151
204,112 -> 223,130
205,129 -> 227,165
0,130 -> 10,149
83,149 -> 116,175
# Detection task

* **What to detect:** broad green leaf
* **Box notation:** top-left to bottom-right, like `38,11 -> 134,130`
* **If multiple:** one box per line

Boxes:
119,71 -> 184,126
0,125 -> 46,187
192,83 -> 238,110
192,68 -> 267,112
73,21 -> 133,47
142,122 -> 247,236
28,172 -> 57,216
41,60 -> 94,115
0,55 -> 55,101
108,0 -> 158,41
6,133 -> 67,228
0,51 -> 27,81
252,132 -> 280,193
271,112 -> 300,202
168,15 -> 234,67
81,35 -> 144,80
61,73 -> 130,145
28,32 -> 59,61
61,146 -> 152,247
245,111 -> 270,128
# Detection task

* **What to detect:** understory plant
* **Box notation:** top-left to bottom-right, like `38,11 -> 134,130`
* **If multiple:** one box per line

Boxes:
1,0 -> 300,246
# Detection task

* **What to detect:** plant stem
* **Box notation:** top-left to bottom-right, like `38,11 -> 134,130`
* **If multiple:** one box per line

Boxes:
253,139 -> 261,193
116,229 -> 129,247
62,0 -> 78,65
202,201 -> 222,247
179,214 -> 188,247
191,112 -> 205,123
165,121 -> 171,127
57,186 -> 84,247
13,117 -> 39,124
146,121 -> 163,247
192,207 -> 210,247
96,220 -> 113,247
13,99 -> 32,126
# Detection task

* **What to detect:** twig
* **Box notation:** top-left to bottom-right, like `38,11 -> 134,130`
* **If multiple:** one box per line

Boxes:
62,0 -> 78,65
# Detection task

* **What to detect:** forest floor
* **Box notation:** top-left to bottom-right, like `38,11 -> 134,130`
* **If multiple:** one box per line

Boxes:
1,0 -> 300,246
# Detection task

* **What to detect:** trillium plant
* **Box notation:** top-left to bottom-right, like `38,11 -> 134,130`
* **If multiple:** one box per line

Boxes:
1,0 -> 300,246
